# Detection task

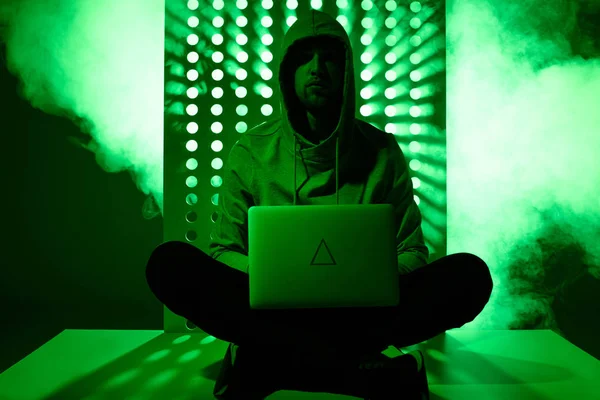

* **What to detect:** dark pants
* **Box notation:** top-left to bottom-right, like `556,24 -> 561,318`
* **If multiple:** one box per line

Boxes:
145,241 -> 493,358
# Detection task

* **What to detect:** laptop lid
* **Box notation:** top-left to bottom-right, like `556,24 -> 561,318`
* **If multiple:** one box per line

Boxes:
248,204 -> 399,310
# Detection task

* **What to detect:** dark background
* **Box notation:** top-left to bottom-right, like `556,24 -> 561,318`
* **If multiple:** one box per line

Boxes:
1,37 -> 599,375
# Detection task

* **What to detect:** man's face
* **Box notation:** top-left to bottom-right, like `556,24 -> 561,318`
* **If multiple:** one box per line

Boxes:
293,38 -> 345,114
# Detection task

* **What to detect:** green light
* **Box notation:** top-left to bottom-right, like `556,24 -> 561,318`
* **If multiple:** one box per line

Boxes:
261,104 -> 273,116
235,86 -> 247,98
360,34 -> 373,46
236,16 -> 248,27
211,104 -> 223,115
261,16 -> 273,28
410,88 -> 422,99
236,122 -> 248,133
385,105 -> 396,117
212,33 -> 223,46
186,140 -> 198,152
187,52 -> 199,63
187,87 -> 199,99
410,53 -> 422,64
260,68 -> 273,80
409,141 -> 421,153
185,193 -> 198,206
211,194 -> 219,206
186,176 -> 198,188
410,17 -> 422,29
287,0 -> 298,10
187,193 -> 199,206
212,87 -> 224,99
410,70 -> 422,82
187,70 -> 198,81
385,35 -> 397,47
187,34 -> 199,46
360,87 -> 373,99
410,106 -> 422,117
188,16 -> 199,28
211,122 -> 223,134
260,51 -> 273,63
360,104 -> 373,116
385,70 -> 397,81
178,348 -> 201,362
410,123 -> 422,134
361,0 -> 373,11
384,88 -> 396,99
187,122 -> 198,134
211,158 -> 223,170
385,0 -> 396,11
236,34 -> 248,46
236,51 -> 248,63
410,36 -> 422,47
211,140 -> 223,152
187,158 -> 199,170
409,159 -> 422,171
385,123 -> 397,134
410,1 -> 422,13
385,52 -> 397,64
213,16 -> 224,28
236,105 -> 248,116
261,34 -> 274,46
213,0 -> 224,10
261,86 -> 273,98
287,16 -> 298,27
336,0 -> 349,8
385,18 -> 397,29
144,349 -> 170,361
186,104 -> 198,116
236,0 -> 248,10
412,178 -> 421,189
211,176 -> 223,188
262,0 -> 274,10
336,15 -> 349,28
361,52 -> 373,64
235,69 -> 247,80
310,0 -> 323,9
360,70 -> 373,81
361,18 -> 373,29
188,0 -> 199,10
212,51 -> 224,63
212,69 -> 224,81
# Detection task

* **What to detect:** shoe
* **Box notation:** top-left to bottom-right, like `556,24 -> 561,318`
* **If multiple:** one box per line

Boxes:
361,350 -> 429,400
213,343 -> 279,399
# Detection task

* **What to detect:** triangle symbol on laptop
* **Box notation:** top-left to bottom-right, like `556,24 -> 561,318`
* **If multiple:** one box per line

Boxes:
310,238 -> 337,266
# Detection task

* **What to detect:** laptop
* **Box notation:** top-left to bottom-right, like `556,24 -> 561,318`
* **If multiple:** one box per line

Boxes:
248,204 -> 399,310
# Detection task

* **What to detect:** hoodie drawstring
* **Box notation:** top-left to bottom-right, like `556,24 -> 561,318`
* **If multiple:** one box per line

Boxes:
293,135 -> 339,206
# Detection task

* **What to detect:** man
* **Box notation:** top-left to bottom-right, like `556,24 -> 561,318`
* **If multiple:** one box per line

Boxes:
146,10 -> 493,399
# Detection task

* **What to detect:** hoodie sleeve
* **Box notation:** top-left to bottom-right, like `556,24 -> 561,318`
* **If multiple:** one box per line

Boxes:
208,140 -> 254,274
383,135 -> 430,275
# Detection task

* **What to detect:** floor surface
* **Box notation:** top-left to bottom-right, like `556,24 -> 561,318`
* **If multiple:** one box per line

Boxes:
0,329 -> 598,399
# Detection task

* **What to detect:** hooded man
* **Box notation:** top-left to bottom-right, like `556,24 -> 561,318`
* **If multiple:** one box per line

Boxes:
208,10 -> 429,277
145,10 -> 493,400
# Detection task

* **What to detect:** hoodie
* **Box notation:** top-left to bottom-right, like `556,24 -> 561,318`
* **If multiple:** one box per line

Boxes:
208,10 -> 429,276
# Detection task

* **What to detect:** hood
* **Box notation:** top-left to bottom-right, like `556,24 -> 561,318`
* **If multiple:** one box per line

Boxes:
277,10 -> 356,206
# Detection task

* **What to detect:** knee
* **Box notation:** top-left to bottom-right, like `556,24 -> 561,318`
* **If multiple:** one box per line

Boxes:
145,241 -> 199,288
456,252 -> 494,300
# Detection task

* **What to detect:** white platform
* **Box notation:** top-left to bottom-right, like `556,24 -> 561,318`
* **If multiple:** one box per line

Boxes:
0,329 -> 598,399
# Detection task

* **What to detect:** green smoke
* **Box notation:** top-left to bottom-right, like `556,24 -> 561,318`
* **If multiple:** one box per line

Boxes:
448,0 -> 600,331
0,0 -> 165,217
0,0 -> 598,334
